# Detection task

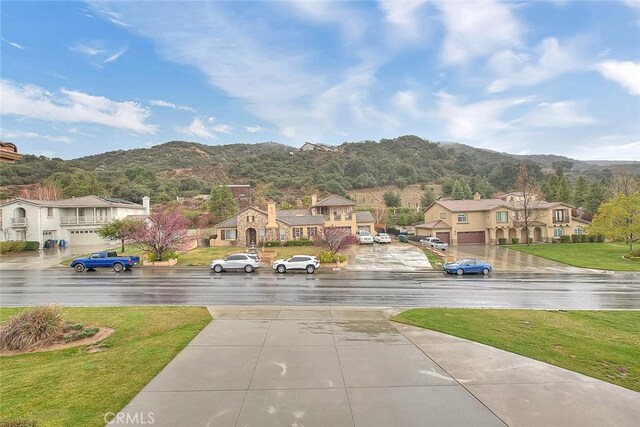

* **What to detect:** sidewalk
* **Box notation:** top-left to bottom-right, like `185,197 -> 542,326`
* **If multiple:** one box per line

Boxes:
118,306 -> 640,426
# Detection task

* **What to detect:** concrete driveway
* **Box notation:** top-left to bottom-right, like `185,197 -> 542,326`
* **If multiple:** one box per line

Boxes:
0,244 -> 114,270
117,306 -> 640,427
447,244 -> 585,273
345,242 -> 432,271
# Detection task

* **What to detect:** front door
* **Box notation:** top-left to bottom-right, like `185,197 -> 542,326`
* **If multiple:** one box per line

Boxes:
246,228 -> 257,246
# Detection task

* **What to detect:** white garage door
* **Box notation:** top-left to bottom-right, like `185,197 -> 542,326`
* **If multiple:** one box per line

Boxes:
68,229 -> 102,246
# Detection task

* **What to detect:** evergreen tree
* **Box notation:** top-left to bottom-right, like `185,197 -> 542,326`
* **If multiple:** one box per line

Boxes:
543,174 -> 559,201
556,176 -> 571,203
584,182 -> 606,214
420,188 -> 436,208
470,176 -> 494,199
451,179 -> 466,200
383,191 -> 401,207
209,185 -> 238,222
572,176 -> 588,208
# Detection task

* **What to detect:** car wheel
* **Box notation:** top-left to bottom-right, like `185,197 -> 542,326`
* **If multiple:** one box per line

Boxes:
113,263 -> 124,273
244,265 -> 254,273
74,263 -> 85,273
482,268 -> 490,275
277,264 -> 286,274
456,268 -> 464,276
306,265 -> 315,274
213,264 -> 223,273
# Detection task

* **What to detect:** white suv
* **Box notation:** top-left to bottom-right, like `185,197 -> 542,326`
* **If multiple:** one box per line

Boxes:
374,233 -> 392,243
272,255 -> 320,274
356,230 -> 374,244
210,253 -> 261,273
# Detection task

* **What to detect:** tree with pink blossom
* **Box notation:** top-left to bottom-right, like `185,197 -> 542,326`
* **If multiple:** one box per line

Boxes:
130,210 -> 192,261
314,227 -> 359,255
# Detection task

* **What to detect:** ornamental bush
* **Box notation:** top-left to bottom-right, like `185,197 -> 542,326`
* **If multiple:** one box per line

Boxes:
560,235 -> 572,243
0,241 -> 39,254
0,305 -> 64,351
498,238 -> 507,245
511,237 -> 519,244
571,234 -> 580,243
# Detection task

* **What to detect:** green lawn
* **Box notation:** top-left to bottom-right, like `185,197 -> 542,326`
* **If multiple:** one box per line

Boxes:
176,246 -> 320,266
393,309 -> 640,392
421,248 -> 444,270
0,306 -> 211,427
507,242 -> 639,271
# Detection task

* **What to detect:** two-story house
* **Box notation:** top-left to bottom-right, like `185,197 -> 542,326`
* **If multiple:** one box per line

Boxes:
416,192 -> 588,245
0,195 -> 149,247
212,194 -> 375,247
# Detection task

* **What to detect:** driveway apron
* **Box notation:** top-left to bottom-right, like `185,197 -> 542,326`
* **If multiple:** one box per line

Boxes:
118,307 -> 640,426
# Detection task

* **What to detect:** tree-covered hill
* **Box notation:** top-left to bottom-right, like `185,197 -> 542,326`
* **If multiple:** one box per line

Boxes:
1,135 -> 636,205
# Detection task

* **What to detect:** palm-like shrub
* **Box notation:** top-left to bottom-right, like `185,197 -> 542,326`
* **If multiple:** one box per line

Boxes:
0,305 -> 64,351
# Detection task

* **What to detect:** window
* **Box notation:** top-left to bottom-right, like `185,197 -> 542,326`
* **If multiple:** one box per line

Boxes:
221,229 -> 236,240
574,226 -> 584,235
553,209 -> 566,223
554,228 -> 563,238
496,211 -> 508,223
457,213 -> 468,223
440,212 -> 446,219
47,208 -> 54,218
227,255 -> 246,261
308,227 -> 317,237
279,228 -> 287,241
293,227 -> 302,238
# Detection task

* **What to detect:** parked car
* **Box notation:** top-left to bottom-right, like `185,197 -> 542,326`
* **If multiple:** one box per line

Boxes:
374,233 -> 392,244
210,253 -> 261,273
397,234 -> 408,243
355,230 -> 374,244
272,255 -> 320,274
421,237 -> 448,251
420,237 -> 436,245
443,259 -> 492,275
70,251 -> 140,273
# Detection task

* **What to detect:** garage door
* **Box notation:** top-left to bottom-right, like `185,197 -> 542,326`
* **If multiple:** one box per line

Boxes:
68,229 -> 102,246
457,231 -> 485,244
435,232 -> 450,244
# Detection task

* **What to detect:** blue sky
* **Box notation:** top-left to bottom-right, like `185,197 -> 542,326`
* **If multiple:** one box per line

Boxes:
1,1 -> 639,160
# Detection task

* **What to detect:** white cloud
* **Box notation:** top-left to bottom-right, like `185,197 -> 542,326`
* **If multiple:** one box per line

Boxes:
488,38 -> 583,93
0,129 -> 71,144
596,60 -> 640,95
378,0 -> 429,41
70,42 -> 128,66
289,1 -> 367,43
2,37 -> 25,50
0,79 -> 157,134
149,99 -> 196,113
435,0 -> 522,65
212,124 -> 233,134
182,117 -> 233,139
244,125 -> 262,133
520,102 -> 596,128
574,140 -> 640,161
392,90 -> 424,118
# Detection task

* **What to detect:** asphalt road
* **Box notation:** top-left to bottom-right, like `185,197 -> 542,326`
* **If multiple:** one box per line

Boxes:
1,268 -> 639,309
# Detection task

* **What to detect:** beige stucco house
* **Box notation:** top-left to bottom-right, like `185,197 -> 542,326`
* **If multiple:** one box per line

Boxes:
417,192 -> 588,245
212,194 -> 375,247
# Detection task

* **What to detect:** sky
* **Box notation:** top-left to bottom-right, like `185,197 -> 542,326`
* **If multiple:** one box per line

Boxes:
1,0 -> 639,161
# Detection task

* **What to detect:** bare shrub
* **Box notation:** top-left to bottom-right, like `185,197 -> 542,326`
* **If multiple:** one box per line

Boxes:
0,305 -> 64,351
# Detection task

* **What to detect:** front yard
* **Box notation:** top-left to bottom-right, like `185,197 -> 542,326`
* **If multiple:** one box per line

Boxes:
0,306 -> 211,426
507,243 -> 639,271
393,309 -> 640,392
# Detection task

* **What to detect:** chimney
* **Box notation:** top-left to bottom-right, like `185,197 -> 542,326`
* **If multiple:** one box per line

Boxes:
266,201 -> 278,229
473,192 -> 481,201
311,194 -> 318,206
142,196 -> 150,214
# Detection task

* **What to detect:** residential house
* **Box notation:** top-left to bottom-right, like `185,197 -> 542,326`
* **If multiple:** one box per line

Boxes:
212,194 -> 375,246
0,195 -> 150,247
0,142 -> 23,163
417,192 -> 587,245
299,142 -> 339,153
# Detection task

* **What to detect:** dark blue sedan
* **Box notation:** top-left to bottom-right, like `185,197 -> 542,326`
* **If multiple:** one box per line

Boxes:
444,259 -> 492,275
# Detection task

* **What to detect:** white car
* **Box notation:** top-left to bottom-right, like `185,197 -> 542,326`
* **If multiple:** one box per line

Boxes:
272,255 -> 320,274
356,230 -> 374,244
210,253 -> 261,273
374,233 -> 391,244
421,237 -> 448,251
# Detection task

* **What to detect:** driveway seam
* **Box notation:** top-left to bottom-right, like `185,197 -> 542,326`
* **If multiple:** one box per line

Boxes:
331,321 -> 357,427
390,320 -> 510,427
233,315 -> 274,427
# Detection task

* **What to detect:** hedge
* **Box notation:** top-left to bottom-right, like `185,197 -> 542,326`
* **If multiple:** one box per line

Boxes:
0,240 -> 40,254
511,237 -> 519,244
560,235 -> 572,243
283,239 -> 314,247
498,238 -> 507,245
571,234 -> 581,243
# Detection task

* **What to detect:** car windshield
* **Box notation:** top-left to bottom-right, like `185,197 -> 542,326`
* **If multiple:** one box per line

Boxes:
360,231 -> 371,236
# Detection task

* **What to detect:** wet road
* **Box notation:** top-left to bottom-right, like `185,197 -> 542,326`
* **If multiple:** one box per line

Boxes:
1,268 -> 639,309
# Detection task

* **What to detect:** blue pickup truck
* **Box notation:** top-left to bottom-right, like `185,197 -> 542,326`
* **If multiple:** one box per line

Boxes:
70,251 -> 140,273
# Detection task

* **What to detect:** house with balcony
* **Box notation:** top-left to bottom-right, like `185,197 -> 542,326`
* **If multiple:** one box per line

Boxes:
212,194 -> 375,247
416,192 -> 588,245
0,195 -> 149,247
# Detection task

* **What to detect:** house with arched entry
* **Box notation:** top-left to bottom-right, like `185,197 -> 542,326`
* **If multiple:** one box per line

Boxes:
212,194 -> 375,247
416,192 -> 588,245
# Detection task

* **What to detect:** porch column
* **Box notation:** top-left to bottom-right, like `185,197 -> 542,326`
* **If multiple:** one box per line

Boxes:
76,208 -> 79,224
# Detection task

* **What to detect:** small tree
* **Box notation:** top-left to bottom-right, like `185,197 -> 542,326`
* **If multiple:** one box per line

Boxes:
511,165 -> 542,246
610,168 -> 639,197
209,185 -> 238,223
97,219 -> 140,252
589,192 -> 640,251
383,191 -> 401,208
451,179 -> 472,200
19,183 -> 63,200
129,210 -> 192,261
420,188 -> 436,208
314,227 -> 359,255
